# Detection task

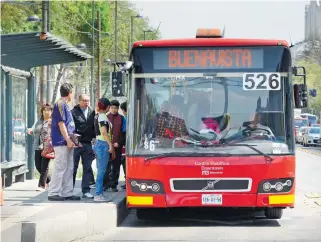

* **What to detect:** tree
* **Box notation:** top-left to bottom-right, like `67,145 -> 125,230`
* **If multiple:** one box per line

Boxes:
295,40 -> 321,115
1,0 -> 161,105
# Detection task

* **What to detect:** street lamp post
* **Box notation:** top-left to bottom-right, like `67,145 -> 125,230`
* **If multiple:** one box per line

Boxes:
130,14 -> 143,48
27,0 -> 49,106
143,30 -> 153,40
46,0 -> 51,103
91,0 -> 95,107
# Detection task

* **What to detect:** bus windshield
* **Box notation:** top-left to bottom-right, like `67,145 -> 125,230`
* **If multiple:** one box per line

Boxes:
301,114 -> 317,125
128,46 -> 294,156
295,118 -> 309,128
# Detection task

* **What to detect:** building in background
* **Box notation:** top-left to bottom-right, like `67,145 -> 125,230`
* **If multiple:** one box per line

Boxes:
305,0 -> 321,41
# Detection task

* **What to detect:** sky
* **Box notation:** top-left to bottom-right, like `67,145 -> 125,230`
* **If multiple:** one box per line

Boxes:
131,0 -> 315,43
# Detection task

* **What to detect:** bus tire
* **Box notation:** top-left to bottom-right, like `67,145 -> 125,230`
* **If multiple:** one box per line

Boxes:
265,208 -> 283,219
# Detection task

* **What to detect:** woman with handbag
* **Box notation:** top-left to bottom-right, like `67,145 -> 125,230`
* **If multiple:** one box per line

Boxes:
27,103 -> 53,191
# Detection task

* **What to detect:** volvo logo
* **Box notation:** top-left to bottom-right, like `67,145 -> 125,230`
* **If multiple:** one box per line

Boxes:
202,180 -> 220,190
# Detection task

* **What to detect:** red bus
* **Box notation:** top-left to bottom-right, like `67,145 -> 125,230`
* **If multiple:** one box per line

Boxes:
112,28 -> 308,220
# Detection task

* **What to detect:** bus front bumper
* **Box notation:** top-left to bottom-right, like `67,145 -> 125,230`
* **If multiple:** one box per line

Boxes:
127,193 -> 295,208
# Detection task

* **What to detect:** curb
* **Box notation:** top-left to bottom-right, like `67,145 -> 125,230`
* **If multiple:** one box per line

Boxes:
20,197 -> 129,242
297,147 -> 321,156
116,196 -> 129,226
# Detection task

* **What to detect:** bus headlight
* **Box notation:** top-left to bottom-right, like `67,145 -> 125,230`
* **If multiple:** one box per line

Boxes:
262,182 -> 272,192
129,179 -> 165,194
258,178 -> 294,193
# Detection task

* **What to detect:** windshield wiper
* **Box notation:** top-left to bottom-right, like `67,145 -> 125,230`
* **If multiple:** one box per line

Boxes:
192,141 -> 273,164
144,152 -> 190,162
225,143 -> 273,163
144,152 -> 232,164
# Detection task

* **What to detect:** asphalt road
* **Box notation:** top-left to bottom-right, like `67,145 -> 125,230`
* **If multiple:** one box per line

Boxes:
296,143 -> 321,157
84,147 -> 321,242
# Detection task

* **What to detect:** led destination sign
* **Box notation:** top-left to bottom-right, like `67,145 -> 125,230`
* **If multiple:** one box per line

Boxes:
153,48 -> 264,70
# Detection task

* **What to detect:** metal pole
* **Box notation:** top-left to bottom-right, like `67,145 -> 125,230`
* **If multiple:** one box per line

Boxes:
128,34 -> 130,55
91,0 -> 95,107
27,75 -> 35,179
130,16 -> 133,49
46,0 -> 51,103
40,0 -> 48,105
114,0 -> 117,62
97,9 -> 101,99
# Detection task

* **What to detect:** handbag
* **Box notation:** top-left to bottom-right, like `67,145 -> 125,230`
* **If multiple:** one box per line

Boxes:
41,120 -> 55,159
41,138 -> 55,159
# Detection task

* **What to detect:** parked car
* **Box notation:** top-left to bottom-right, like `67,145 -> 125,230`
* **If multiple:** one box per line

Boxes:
302,127 -> 320,147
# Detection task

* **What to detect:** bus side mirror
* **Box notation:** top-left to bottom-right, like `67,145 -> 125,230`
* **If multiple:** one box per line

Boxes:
111,71 -> 126,97
293,66 -> 308,108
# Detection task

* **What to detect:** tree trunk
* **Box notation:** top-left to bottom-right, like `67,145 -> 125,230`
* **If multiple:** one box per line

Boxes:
51,65 -> 65,104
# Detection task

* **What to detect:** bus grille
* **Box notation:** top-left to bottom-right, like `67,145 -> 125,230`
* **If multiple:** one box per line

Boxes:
170,178 -> 252,192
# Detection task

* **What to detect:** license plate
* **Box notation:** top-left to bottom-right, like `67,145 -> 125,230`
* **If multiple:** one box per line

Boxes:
201,194 -> 222,205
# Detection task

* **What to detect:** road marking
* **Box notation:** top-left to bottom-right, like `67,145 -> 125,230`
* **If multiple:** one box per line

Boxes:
315,200 -> 321,206
297,147 -> 321,156
305,192 -> 320,198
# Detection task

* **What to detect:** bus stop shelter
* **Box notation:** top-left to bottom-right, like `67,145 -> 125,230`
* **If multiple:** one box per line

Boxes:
0,32 -> 92,187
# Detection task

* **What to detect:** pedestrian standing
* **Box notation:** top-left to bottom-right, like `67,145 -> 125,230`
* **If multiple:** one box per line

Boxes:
48,83 -> 80,201
27,104 -> 53,191
72,94 -> 96,198
93,98 -> 115,202
105,100 -> 126,192
120,101 -> 127,190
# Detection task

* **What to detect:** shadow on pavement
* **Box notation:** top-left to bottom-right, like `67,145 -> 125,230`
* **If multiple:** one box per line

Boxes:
121,208 -> 281,228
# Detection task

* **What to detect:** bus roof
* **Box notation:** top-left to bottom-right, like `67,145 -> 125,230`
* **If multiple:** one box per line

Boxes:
132,38 -> 289,48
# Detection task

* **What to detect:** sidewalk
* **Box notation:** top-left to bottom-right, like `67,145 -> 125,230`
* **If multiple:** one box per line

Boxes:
1,179 -> 128,242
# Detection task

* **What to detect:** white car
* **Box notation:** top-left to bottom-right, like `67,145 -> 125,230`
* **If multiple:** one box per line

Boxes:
302,127 -> 320,147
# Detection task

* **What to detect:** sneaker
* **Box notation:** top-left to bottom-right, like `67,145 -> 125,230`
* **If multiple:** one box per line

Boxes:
121,184 -> 126,189
36,187 -> 45,192
89,184 -> 96,189
94,194 -> 109,202
83,192 -> 94,199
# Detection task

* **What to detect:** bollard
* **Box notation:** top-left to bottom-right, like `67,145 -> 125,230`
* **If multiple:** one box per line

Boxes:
21,222 -> 36,242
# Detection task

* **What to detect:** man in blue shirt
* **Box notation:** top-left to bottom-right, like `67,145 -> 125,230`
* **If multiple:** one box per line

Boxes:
48,83 -> 81,201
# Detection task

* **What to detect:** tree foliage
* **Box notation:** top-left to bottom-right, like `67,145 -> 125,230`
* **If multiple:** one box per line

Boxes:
295,40 -> 321,116
1,0 -> 162,103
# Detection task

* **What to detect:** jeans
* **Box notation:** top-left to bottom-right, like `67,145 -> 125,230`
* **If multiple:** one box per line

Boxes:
93,140 -> 110,195
103,147 -> 122,189
73,143 -> 95,194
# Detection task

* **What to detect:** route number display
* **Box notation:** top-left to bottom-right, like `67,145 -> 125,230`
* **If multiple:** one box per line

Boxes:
243,73 -> 281,91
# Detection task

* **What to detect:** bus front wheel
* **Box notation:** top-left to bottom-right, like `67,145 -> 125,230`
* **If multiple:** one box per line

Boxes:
265,208 -> 283,219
